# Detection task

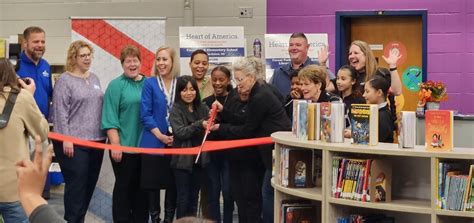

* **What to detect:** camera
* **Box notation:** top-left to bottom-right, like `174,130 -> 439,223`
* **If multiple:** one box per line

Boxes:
18,78 -> 31,87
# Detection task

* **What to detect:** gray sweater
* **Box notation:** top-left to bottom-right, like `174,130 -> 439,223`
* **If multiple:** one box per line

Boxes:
52,72 -> 105,140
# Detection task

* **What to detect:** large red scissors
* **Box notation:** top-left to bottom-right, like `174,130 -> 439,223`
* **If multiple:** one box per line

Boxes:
195,103 -> 218,163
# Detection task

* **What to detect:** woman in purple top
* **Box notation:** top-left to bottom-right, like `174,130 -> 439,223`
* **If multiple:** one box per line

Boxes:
51,40 -> 106,223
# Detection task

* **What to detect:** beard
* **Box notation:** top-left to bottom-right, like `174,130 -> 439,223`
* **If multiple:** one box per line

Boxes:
26,47 -> 45,62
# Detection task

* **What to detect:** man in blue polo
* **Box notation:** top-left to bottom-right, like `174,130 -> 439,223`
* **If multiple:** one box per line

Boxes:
270,32 -> 333,97
17,26 -> 52,118
17,26 -> 53,199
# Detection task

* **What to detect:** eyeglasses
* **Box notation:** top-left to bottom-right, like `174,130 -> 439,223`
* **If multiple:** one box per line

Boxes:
78,53 -> 92,59
234,75 -> 249,84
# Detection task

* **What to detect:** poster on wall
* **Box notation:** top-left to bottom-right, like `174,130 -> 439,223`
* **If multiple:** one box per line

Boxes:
264,33 -> 328,82
179,26 -> 245,77
71,17 -> 166,89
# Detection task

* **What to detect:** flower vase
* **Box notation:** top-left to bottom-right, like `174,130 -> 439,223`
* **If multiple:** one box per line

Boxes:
426,102 -> 440,110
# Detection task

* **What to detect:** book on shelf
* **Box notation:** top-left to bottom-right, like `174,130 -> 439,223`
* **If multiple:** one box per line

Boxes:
332,157 -> 391,202
312,152 -> 322,187
467,165 -> 474,211
349,104 -> 378,146
436,161 -> 474,211
337,214 -> 395,223
425,110 -> 453,151
292,100 -> 310,139
280,199 -> 317,223
307,102 -> 321,140
320,102 -> 344,143
398,111 -> 416,148
280,147 -> 314,188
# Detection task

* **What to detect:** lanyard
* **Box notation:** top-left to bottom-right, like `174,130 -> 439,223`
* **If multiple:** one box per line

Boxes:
157,76 -> 176,132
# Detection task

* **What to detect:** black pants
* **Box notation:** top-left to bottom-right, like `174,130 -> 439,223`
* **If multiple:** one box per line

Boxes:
173,167 -> 204,219
53,140 -> 104,223
110,152 -> 148,223
229,159 -> 265,223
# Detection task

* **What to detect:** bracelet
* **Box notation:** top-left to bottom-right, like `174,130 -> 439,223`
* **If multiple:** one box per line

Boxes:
389,67 -> 397,71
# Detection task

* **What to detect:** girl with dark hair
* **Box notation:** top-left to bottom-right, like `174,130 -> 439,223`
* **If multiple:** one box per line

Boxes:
335,65 -> 365,137
283,69 -> 302,119
202,66 -> 235,223
169,75 -> 210,219
362,75 -> 396,143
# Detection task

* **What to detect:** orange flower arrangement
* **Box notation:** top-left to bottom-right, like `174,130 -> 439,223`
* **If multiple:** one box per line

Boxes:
418,80 -> 448,106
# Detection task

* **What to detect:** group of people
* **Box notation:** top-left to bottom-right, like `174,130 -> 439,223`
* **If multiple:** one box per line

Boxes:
0,26 -> 403,223
276,33 -> 402,144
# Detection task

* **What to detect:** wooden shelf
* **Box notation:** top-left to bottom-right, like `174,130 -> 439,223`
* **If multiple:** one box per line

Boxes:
272,181 -> 323,201
272,131 -> 474,222
436,209 -> 474,218
327,197 -> 432,214
272,132 -> 474,159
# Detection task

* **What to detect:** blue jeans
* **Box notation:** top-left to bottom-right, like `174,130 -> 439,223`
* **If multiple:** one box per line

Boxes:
207,158 -> 234,223
262,169 -> 274,223
0,201 -> 28,223
53,140 -> 104,223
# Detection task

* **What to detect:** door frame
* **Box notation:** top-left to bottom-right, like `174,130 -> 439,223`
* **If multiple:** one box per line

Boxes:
335,10 -> 427,81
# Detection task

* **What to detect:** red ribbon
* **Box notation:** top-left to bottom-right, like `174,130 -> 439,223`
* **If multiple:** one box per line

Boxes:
48,132 -> 274,155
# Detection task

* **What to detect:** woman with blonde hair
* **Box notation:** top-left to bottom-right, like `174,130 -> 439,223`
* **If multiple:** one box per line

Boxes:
51,40 -> 106,223
139,46 -> 179,222
348,40 -> 402,95
0,58 -> 49,223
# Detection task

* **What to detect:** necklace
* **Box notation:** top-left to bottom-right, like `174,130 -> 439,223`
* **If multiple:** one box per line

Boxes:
215,93 -> 229,106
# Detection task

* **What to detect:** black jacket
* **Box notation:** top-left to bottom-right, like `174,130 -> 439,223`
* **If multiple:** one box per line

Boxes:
217,81 -> 291,169
169,101 -> 210,172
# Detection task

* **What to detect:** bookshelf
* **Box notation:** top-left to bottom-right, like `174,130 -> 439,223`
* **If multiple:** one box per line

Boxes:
272,131 -> 474,223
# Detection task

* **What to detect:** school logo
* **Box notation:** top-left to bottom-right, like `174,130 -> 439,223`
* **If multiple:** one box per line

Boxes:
42,70 -> 50,77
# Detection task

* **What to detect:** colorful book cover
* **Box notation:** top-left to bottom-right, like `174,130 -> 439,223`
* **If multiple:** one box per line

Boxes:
425,110 -> 454,151
284,206 -> 317,223
320,102 -> 331,142
287,149 -> 314,188
350,104 -> 378,145
369,159 -> 392,202
292,100 -> 299,136
320,102 -> 344,143
307,103 -> 315,140
296,100 -> 308,139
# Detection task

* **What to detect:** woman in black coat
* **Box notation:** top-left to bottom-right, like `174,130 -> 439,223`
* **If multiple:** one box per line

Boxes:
212,56 -> 291,223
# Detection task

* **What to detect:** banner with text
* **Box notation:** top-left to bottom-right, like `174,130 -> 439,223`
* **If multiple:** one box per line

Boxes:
179,26 -> 245,77
264,33 -> 328,82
